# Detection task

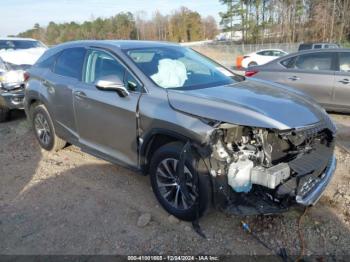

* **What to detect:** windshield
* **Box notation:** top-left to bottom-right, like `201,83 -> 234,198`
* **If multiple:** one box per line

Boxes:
0,40 -> 45,50
125,46 -> 235,89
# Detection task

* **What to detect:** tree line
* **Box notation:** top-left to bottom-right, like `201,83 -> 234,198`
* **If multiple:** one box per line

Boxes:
219,0 -> 350,44
17,7 -> 218,45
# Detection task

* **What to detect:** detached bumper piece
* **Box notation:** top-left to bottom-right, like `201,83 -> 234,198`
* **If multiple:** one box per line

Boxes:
224,188 -> 289,216
296,155 -> 336,206
0,88 -> 25,109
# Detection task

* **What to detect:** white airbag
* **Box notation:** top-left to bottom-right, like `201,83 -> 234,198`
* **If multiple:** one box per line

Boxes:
151,59 -> 187,88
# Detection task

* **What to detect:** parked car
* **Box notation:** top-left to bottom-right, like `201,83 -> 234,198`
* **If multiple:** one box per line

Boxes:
298,43 -> 340,51
0,37 -> 47,121
25,41 -> 336,221
245,48 -> 350,113
241,49 -> 288,68
0,57 -> 29,121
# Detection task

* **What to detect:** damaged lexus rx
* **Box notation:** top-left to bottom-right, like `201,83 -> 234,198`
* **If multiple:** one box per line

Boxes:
24,41 -> 337,221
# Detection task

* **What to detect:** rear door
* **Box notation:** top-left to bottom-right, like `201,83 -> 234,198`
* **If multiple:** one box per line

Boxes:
44,47 -> 86,142
333,52 -> 350,110
275,52 -> 336,106
73,48 -> 143,167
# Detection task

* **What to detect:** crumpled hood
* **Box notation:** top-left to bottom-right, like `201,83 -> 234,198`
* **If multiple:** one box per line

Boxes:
0,47 -> 46,66
167,78 -> 330,130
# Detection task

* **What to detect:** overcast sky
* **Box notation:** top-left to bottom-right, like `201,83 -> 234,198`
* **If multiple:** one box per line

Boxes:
1,0 -> 225,37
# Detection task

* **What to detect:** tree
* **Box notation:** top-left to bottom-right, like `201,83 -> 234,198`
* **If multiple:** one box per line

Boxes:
218,0 -> 350,44
17,7 -> 218,45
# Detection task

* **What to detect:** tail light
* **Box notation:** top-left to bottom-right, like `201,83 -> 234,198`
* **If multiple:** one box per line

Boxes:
23,72 -> 30,82
243,55 -> 250,59
245,70 -> 258,77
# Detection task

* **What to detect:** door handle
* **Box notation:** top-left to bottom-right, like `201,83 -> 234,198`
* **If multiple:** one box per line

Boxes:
338,78 -> 350,84
42,79 -> 51,87
288,76 -> 300,81
74,91 -> 87,98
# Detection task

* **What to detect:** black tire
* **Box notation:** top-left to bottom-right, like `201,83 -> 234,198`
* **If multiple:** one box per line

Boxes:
0,107 -> 10,123
248,61 -> 258,67
31,104 -> 66,151
149,142 -> 211,221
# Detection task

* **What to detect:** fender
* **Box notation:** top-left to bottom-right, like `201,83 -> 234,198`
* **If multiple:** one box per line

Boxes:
139,128 -> 211,174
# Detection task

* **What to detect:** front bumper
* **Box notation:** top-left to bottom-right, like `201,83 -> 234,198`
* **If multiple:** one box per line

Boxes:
0,88 -> 25,109
296,155 -> 336,206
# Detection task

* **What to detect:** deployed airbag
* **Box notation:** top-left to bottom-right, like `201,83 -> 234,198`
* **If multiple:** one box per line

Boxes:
151,59 -> 187,88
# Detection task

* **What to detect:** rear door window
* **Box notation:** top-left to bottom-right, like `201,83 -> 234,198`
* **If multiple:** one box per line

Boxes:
271,50 -> 285,56
294,52 -> 333,71
36,53 -> 58,70
54,48 -> 86,80
257,51 -> 270,56
338,52 -> 350,73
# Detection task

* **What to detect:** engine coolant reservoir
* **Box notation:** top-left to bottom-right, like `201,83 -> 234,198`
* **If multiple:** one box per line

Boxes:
228,158 -> 254,193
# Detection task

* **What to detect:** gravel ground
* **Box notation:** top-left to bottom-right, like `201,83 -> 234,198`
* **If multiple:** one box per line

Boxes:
0,111 -> 350,256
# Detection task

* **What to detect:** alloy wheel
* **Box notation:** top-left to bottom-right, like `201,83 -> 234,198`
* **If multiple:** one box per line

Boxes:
34,113 -> 51,146
155,158 -> 197,210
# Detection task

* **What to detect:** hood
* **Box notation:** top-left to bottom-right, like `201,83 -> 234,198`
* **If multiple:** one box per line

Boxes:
0,47 -> 46,66
167,78 -> 329,130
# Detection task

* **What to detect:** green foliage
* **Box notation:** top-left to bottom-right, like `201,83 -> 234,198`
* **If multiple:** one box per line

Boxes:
17,7 -> 218,45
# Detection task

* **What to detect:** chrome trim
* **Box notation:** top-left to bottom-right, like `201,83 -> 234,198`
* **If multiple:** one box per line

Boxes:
296,155 -> 336,206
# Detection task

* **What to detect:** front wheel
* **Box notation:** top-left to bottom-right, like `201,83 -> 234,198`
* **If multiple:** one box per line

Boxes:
149,142 -> 211,221
31,104 -> 66,151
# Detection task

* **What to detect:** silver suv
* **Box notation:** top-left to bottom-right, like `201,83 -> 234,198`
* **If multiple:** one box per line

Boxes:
25,41 -> 337,221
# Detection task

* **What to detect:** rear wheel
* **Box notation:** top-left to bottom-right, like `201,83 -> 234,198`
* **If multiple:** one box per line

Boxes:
149,142 -> 211,221
31,104 -> 66,151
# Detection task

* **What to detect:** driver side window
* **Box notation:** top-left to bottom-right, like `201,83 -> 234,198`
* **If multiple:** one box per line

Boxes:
84,49 -> 141,92
84,50 -> 125,84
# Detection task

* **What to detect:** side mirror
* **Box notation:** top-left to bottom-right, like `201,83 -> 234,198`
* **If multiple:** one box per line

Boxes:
95,75 -> 129,97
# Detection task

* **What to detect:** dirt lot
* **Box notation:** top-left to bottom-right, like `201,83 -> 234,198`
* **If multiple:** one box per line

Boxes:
0,111 -> 350,256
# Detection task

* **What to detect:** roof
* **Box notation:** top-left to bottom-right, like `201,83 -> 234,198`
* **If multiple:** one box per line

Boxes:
0,37 -> 38,41
55,40 -> 181,50
293,48 -> 350,55
104,40 -> 180,49
299,42 -> 339,45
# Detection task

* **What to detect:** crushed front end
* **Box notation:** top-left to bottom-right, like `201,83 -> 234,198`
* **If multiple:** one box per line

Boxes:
0,66 -> 27,110
206,119 -> 336,216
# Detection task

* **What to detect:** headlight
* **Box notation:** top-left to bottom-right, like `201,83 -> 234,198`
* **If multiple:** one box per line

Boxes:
2,70 -> 24,84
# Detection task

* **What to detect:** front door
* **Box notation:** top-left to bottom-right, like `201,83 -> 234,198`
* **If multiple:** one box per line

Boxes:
73,48 -> 142,167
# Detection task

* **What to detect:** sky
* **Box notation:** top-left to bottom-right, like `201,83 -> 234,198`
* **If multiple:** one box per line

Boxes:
0,0 -> 226,37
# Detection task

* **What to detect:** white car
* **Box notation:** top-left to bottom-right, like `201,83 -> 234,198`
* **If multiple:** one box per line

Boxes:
241,49 -> 288,68
0,37 -> 47,121
0,37 -> 47,66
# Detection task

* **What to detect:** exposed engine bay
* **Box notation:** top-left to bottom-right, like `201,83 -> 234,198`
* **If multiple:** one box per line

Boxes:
207,122 -> 335,215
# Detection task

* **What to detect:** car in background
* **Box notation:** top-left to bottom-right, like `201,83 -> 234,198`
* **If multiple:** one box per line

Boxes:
245,48 -> 350,113
241,49 -> 288,68
298,43 -> 340,51
25,40 -> 336,220
0,37 -> 47,122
